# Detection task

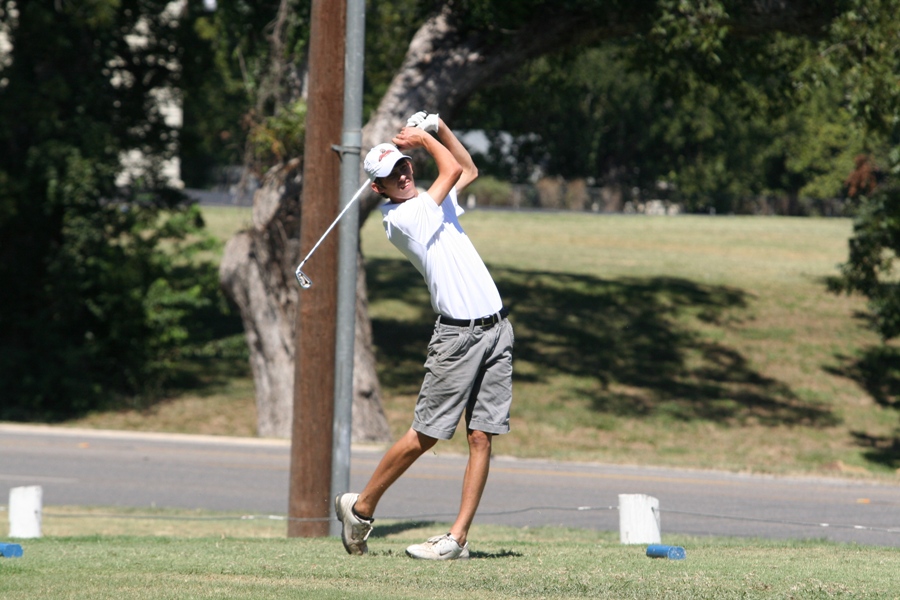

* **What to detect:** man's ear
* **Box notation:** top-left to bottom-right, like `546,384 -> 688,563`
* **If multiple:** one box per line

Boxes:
370,181 -> 383,195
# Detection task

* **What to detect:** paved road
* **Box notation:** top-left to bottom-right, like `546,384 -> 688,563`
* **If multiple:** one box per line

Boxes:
2,424 -> 899,547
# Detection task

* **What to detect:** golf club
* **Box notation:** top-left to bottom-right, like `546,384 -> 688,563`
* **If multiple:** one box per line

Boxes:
295,179 -> 371,288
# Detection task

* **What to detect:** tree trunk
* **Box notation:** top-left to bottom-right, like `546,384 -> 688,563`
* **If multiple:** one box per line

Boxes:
220,0 -> 841,441
220,158 -> 389,441
219,159 -> 302,438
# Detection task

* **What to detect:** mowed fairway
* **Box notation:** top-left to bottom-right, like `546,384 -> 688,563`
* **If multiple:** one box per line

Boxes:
360,211 -> 898,477
3,510 -> 899,600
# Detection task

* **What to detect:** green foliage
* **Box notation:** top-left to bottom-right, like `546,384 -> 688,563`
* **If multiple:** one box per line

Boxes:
775,85 -> 868,200
460,40 -> 828,212
246,99 -> 307,172
816,0 -> 900,140
458,2 -> 895,214
461,45 -> 654,184
466,175 -> 514,207
646,0 -> 730,74
0,153 -> 222,419
177,0 -> 311,185
363,0 -> 429,118
0,0 -> 227,419
829,182 -> 900,339
817,0 -> 900,341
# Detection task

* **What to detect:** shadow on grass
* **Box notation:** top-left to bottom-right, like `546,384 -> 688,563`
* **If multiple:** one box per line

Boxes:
369,521 -> 524,558
369,521 -> 439,538
469,549 -> 524,559
850,431 -> 900,469
828,346 -> 900,409
827,346 -> 900,468
367,258 -> 836,428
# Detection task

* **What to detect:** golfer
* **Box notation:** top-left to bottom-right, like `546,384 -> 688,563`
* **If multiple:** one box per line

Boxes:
335,112 -> 514,560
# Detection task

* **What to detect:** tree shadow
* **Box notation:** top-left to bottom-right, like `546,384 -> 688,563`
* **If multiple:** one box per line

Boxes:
850,431 -> 900,469
366,258 -> 836,428
827,346 -> 900,409
826,345 -> 900,468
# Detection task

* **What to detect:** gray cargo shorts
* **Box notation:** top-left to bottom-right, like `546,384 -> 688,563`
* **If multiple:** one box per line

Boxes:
412,313 -> 514,440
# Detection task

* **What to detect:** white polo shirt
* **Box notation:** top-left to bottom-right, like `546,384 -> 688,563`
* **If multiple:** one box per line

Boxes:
380,187 -> 502,319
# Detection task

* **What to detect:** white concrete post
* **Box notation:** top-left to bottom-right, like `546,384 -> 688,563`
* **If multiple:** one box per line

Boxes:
9,486 -> 42,539
618,493 -> 661,544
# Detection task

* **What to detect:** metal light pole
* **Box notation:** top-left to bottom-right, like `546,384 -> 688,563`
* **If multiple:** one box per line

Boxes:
329,0 -> 365,537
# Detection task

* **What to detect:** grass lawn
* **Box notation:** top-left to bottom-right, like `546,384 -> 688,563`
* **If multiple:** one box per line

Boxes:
65,207 -> 900,480
2,507 -> 899,599
13,210 -> 900,598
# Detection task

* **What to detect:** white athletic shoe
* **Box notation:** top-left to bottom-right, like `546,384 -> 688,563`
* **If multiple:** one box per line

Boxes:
334,493 -> 373,555
405,533 -> 470,560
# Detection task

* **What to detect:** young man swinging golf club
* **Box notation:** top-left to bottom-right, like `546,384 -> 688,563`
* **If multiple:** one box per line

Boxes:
335,112 -> 514,560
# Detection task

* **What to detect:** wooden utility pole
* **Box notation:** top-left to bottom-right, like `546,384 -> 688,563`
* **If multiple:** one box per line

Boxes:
288,0 -> 346,538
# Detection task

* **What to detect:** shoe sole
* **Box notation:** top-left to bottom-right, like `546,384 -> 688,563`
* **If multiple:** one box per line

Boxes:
405,550 -> 469,560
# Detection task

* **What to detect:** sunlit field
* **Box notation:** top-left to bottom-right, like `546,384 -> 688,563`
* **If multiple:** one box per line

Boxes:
70,207 -> 900,479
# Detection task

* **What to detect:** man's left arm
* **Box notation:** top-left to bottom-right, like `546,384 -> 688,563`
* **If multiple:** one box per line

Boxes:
434,118 -> 478,193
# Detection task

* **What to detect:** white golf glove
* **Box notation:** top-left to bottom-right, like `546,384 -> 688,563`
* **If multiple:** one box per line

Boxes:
406,110 -> 439,133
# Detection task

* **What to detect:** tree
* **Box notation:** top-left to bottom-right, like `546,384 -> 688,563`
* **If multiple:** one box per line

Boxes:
219,0 -> 856,439
823,0 -> 900,340
176,0 -> 312,188
0,0 -> 220,419
457,15 -> 882,214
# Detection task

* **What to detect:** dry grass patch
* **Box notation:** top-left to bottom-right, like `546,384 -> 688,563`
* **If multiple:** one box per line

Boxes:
68,378 -> 257,437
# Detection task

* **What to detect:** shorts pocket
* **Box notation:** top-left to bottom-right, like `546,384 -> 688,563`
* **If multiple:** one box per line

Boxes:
427,325 -> 470,361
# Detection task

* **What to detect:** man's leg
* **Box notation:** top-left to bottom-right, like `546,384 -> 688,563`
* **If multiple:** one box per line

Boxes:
335,428 -> 436,555
353,428 -> 437,518
448,428 -> 493,546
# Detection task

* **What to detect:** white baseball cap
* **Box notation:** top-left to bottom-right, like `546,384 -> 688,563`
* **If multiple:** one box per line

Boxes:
364,143 -> 411,180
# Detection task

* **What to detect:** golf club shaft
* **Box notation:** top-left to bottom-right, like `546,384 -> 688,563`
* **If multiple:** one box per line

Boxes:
295,180 -> 370,280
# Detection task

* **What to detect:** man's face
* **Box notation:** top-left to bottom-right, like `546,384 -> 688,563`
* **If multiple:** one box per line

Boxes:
373,158 -> 415,201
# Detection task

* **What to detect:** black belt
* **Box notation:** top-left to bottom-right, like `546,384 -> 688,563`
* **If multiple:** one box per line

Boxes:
439,307 -> 509,329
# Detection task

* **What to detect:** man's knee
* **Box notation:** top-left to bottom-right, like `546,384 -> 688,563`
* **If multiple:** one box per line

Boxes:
467,429 -> 492,453
408,428 -> 438,453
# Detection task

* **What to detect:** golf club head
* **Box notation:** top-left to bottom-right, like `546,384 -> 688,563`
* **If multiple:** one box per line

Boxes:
291,180 -> 370,291
295,268 -> 312,289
